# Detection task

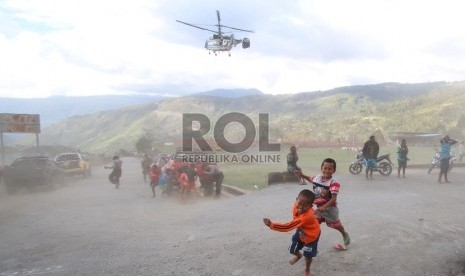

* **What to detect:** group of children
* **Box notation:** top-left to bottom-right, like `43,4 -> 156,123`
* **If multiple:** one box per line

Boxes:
263,157 -> 350,276
141,155 -> 175,198
146,163 -> 189,198
146,161 -> 222,200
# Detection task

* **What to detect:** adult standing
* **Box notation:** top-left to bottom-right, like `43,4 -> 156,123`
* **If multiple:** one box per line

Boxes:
438,135 -> 458,183
362,135 -> 379,180
203,163 -> 224,197
141,154 -> 152,183
397,139 -> 409,178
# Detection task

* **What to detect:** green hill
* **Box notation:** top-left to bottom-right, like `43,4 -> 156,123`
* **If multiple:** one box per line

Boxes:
20,81 -> 465,154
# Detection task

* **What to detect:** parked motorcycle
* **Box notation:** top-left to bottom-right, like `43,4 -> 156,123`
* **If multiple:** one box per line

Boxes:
427,152 -> 456,174
349,153 -> 394,176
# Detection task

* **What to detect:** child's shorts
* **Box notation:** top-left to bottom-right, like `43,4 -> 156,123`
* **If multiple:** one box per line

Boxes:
289,230 -> 320,258
316,205 -> 342,228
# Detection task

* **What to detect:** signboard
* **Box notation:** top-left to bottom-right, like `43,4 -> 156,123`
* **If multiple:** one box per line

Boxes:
0,113 -> 41,133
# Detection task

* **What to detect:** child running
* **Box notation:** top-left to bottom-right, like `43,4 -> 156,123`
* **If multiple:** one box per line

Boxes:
297,158 -> 350,249
263,189 -> 320,276
178,163 -> 198,199
149,164 -> 161,197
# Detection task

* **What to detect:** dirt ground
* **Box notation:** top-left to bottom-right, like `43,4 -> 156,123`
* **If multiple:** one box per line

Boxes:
1,158 -> 464,276
149,166 -> 465,276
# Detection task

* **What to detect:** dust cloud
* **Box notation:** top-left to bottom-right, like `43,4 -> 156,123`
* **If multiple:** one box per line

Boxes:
1,156 -> 465,275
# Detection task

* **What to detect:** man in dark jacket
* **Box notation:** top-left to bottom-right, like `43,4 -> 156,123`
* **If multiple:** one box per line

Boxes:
362,135 -> 379,180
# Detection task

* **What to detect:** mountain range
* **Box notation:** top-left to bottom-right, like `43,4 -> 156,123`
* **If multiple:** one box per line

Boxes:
0,88 -> 262,127
3,81 -> 465,154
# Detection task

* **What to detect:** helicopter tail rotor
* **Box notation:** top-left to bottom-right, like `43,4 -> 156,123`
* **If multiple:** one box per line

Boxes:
242,38 -> 250,49
233,38 -> 250,49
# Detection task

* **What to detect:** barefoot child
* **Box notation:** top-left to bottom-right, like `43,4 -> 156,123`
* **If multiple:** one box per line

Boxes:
263,189 -> 320,276
297,158 -> 350,249
178,163 -> 198,199
149,164 -> 161,197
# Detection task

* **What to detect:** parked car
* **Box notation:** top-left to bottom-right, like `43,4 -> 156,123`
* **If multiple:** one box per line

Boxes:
3,156 -> 65,194
54,152 -> 92,177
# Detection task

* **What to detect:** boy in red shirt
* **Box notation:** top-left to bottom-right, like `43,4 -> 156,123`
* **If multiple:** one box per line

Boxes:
297,158 -> 350,249
263,189 -> 320,276
179,163 -> 198,199
149,164 -> 161,197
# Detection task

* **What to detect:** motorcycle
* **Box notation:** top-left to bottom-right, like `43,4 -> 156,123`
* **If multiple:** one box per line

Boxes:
427,152 -> 456,174
349,152 -> 394,176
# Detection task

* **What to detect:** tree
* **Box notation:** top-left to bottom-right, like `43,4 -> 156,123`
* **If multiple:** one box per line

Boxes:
135,136 -> 152,154
373,129 -> 386,145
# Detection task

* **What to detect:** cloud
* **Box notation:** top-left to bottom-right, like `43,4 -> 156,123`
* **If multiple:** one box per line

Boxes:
1,0 -> 465,98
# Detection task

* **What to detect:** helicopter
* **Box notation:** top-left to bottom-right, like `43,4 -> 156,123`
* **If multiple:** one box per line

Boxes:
176,10 -> 254,56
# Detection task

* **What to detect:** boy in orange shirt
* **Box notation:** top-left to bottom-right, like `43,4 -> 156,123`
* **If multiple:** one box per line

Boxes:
263,189 -> 320,276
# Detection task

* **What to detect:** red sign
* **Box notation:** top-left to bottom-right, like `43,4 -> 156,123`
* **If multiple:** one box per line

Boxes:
0,113 -> 41,133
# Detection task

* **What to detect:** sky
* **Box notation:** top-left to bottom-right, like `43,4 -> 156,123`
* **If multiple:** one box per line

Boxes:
1,0 -> 465,98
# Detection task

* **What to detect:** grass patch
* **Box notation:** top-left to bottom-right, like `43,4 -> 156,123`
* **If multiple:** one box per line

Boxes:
220,146 -> 439,190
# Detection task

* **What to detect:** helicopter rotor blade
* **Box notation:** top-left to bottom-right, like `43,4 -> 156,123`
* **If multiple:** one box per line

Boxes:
216,10 -> 222,35
176,20 -> 218,33
220,25 -> 254,33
